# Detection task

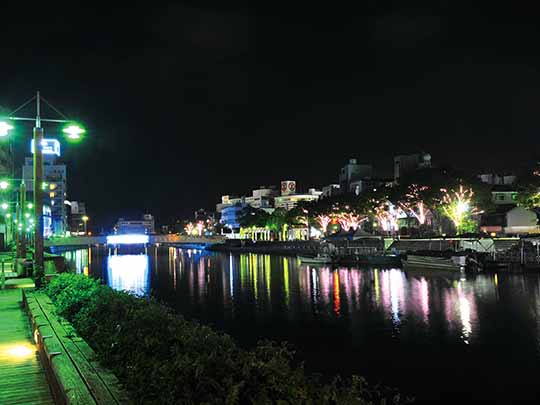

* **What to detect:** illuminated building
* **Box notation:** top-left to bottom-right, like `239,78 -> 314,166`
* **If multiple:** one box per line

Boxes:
274,187 -> 322,211
339,159 -> 373,191
115,214 -> 155,234
22,140 -> 67,235
321,184 -> 340,198
216,186 -> 277,213
66,201 -> 87,234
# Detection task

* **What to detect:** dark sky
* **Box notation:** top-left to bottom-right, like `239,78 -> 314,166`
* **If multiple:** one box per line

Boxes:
1,2 -> 540,229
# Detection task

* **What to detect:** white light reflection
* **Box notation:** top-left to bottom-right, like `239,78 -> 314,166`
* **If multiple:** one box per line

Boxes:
107,255 -> 150,295
229,254 -> 234,297
457,283 -> 472,344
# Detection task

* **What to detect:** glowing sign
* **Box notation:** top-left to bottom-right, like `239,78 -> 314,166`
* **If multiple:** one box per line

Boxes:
31,139 -> 61,156
106,234 -> 149,245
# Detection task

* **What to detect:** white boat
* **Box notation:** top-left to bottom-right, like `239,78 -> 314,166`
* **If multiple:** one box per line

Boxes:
402,254 -> 466,271
298,253 -> 334,264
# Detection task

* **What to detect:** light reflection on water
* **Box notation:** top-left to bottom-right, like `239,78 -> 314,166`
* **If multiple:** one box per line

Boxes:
60,246 -> 540,402
107,254 -> 150,296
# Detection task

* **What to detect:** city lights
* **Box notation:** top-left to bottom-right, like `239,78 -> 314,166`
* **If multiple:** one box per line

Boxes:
336,212 -> 366,231
0,121 -> 14,137
440,185 -> 481,233
106,234 -> 149,245
0,180 -> 9,190
315,214 -> 331,233
1,202 -> 8,210
62,124 -> 85,141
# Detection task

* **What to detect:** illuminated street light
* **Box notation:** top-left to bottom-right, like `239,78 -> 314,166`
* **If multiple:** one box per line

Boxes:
62,124 -> 85,140
82,215 -> 89,234
27,203 -> 33,209
0,180 -> 8,190
1,203 -> 8,210
0,121 -> 14,137
1,92 -> 85,287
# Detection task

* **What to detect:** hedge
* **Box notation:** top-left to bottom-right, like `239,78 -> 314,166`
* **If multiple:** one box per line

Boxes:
45,273 -> 406,404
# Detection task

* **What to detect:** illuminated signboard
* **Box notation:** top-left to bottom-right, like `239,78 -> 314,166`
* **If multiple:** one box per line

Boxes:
31,139 -> 61,156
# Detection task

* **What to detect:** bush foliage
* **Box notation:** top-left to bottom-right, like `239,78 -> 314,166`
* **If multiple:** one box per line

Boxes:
45,273 -> 403,404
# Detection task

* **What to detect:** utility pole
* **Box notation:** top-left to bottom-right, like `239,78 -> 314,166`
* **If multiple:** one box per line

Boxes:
34,92 -> 45,287
19,181 -> 26,258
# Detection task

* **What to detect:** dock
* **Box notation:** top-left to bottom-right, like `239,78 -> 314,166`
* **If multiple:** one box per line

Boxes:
0,279 -> 55,404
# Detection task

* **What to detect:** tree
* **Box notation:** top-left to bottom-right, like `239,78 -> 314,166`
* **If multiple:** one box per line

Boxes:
438,185 -> 482,234
266,208 -> 288,240
238,206 -> 270,228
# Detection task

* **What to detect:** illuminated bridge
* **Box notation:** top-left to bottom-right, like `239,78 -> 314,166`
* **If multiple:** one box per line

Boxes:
45,234 -> 226,248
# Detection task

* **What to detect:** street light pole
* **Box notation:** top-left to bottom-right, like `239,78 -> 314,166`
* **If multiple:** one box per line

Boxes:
33,92 -> 45,287
19,181 -> 26,259
0,91 -> 85,287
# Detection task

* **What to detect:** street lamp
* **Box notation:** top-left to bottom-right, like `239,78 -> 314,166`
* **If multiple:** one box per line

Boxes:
0,122 -> 13,137
1,91 -> 85,287
0,180 -> 9,190
82,215 -> 89,235
62,124 -> 85,141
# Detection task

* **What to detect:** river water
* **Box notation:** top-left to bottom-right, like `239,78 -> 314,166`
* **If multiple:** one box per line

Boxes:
57,245 -> 540,403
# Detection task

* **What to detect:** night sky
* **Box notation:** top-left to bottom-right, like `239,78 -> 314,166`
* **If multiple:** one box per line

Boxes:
1,3 -> 539,229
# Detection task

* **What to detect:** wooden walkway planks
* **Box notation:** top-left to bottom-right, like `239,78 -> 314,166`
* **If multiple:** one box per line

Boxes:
0,288 -> 55,405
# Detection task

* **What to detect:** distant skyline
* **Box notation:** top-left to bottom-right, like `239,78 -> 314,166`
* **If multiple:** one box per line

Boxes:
1,3 -> 539,227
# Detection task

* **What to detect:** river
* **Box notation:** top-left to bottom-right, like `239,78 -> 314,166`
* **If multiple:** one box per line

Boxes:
57,245 -> 540,403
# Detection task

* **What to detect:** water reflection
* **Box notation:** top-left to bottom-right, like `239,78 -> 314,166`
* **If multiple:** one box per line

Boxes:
60,247 -> 540,401
107,254 -> 150,296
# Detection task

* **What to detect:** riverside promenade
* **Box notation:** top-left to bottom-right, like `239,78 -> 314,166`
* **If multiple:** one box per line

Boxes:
0,279 -> 55,404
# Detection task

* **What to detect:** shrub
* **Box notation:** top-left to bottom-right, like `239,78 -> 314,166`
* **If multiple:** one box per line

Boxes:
45,274 -> 404,404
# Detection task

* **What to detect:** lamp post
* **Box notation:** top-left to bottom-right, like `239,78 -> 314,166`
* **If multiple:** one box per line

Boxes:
82,215 -> 89,235
0,91 -> 84,287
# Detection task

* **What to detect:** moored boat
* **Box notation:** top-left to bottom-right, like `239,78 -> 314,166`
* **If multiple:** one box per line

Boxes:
298,253 -> 334,264
402,253 -> 466,271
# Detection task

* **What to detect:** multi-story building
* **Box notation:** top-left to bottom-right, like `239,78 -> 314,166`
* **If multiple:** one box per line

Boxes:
22,147 -> 67,235
216,195 -> 243,213
115,214 -> 155,234
0,142 -> 13,178
67,201 -> 87,234
322,184 -> 340,198
349,178 -> 393,195
394,152 -> 431,181
478,173 -> 516,185
339,159 -> 372,191
274,182 -> 322,211
217,186 -> 278,213
244,186 -> 277,209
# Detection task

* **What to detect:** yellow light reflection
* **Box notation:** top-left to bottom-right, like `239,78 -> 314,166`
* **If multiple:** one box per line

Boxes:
373,269 -> 380,304
283,257 -> 290,308
1,343 -> 35,361
494,273 -> 498,286
333,271 -> 340,316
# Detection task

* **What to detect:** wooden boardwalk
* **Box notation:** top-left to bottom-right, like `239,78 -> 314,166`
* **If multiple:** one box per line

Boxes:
0,286 -> 55,404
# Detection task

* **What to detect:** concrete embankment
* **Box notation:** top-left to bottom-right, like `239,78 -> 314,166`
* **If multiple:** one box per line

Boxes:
207,240 -> 321,255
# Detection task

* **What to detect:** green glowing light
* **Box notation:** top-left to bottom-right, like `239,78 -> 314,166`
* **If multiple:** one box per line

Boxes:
27,203 -> 33,209
1,203 -> 8,210
24,213 -> 30,219
0,122 -> 14,137
0,180 -> 9,190
6,213 -> 11,218
62,124 -> 85,141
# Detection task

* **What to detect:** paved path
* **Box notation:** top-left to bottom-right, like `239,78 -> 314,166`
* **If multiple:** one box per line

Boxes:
0,284 -> 55,404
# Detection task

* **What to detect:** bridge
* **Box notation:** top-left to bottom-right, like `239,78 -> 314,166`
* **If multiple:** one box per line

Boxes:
45,234 -> 226,248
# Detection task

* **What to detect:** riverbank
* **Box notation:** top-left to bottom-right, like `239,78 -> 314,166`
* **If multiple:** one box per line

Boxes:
207,240 -> 321,255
